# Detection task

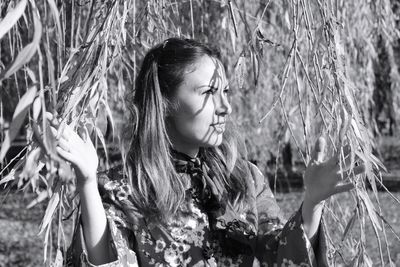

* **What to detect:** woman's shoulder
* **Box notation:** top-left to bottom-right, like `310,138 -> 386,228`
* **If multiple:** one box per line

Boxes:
237,159 -> 268,196
97,164 -> 144,223
98,163 -> 126,182
98,165 -> 130,199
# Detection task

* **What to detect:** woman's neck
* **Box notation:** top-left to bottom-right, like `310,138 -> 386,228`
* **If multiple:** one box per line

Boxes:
167,124 -> 200,158
171,144 -> 199,158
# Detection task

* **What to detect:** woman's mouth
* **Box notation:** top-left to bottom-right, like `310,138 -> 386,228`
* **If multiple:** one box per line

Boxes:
211,123 -> 225,133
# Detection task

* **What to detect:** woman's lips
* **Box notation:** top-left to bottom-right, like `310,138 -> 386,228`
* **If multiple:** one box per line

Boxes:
211,123 -> 225,133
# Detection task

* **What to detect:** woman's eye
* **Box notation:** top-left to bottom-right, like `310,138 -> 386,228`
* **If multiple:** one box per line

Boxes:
204,88 -> 217,95
223,89 -> 230,95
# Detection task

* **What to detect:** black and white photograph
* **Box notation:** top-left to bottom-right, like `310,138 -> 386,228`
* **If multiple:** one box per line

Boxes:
0,0 -> 400,266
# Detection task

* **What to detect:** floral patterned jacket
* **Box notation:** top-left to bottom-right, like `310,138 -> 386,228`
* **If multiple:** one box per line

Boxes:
66,153 -> 331,267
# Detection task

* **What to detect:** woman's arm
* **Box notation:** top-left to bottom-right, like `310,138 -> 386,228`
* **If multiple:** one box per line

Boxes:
301,137 -> 365,245
78,179 -> 116,265
251,137 -> 365,266
66,170 -> 140,267
47,113 -> 116,264
301,198 -> 324,246
251,162 -> 324,266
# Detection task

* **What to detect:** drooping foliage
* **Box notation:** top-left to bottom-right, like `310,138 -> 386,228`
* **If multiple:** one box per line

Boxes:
0,0 -> 399,265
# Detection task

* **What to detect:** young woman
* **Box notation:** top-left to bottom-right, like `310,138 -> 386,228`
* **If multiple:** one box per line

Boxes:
54,38 -> 365,266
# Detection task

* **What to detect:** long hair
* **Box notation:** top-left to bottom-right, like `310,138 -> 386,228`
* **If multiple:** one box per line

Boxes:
124,38 -> 251,221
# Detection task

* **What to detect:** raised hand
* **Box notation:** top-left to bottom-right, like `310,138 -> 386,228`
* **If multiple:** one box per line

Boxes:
47,113 -> 99,187
303,137 -> 366,206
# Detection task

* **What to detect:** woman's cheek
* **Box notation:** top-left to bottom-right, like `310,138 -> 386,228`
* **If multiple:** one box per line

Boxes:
179,97 -> 204,115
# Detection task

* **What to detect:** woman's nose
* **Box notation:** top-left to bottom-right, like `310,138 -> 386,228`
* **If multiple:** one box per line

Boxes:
215,93 -> 232,116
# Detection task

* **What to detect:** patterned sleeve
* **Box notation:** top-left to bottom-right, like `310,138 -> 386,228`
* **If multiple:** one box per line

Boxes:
66,167 -> 139,267
248,163 -> 331,267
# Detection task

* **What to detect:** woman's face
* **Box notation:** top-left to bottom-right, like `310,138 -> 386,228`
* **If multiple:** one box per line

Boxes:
167,56 -> 232,157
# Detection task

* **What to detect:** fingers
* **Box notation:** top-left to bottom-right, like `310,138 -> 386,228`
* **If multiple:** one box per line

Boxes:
56,147 -> 74,162
339,158 -> 363,175
351,164 -> 366,176
50,126 -> 71,154
337,145 -> 357,169
326,144 -> 361,172
325,145 -> 347,168
311,137 -> 326,163
53,130 -> 77,165
340,144 -> 351,159
50,126 -> 69,142
45,112 -> 74,140
57,137 -> 70,152
83,125 -> 91,143
45,111 -> 54,121
334,182 -> 355,194
45,112 -> 60,128
336,163 -> 366,180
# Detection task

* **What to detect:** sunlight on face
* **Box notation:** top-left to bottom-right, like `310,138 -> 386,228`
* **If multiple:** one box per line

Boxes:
167,56 -> 232,157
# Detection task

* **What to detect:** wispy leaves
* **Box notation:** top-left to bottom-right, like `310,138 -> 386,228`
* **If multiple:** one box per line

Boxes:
1,1 -> 126,264
0,0 -> 399,266
38,182 -> 61,235
0,0 -> 27,40
0,1 -> 42,80
0,86 -> 37,162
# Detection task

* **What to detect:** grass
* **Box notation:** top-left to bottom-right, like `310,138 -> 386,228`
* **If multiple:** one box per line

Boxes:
1,189 -> 399,266
0,190 -> 72,267
0,191 -> 46,267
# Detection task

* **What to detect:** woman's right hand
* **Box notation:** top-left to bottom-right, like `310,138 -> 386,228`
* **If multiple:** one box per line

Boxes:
47,113 -> 99,187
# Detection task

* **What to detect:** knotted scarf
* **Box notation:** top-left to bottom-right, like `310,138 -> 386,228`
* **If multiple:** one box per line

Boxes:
171,149 -> 257,257
171,149 -> 223,212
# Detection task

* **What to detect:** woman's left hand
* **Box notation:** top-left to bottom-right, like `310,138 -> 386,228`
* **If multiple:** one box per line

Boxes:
303,137 -> 366,206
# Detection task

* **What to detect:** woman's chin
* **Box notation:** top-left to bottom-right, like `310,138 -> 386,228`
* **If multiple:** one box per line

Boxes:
201,133 -> 224,148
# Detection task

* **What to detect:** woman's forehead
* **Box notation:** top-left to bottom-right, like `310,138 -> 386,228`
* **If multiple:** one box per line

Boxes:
184,56 -> 227,86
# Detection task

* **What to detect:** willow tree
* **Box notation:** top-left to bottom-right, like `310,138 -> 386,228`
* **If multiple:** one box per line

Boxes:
0,0 -> 399,266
